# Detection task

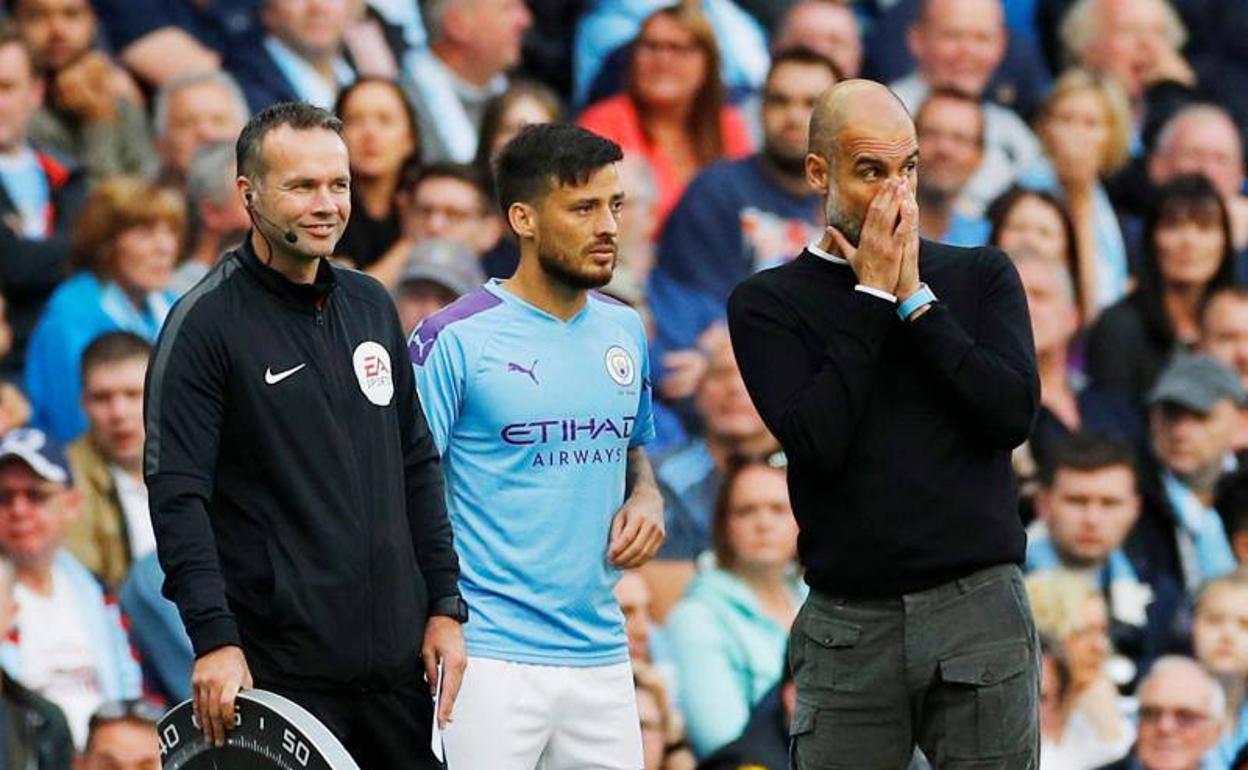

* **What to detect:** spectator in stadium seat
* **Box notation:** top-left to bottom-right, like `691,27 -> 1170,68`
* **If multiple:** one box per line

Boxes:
1135,354 -> 1241,598
78,699 -> 162,770
770,0 -> 861,80
647,49 -> 830,384
382,163 -> 504,287
405,0 -> 533,163
665,454 -> 803,757
62,333 -> 152,590
1093,656 -> 1225,770
635,660 -> 697,770
695,649 -> 793,770
579,4 -> 753,233
24,178 -> 182,442
1192,573 -> 1248,770
392,238 -> 484,336
0,553 -> 73,770
0,24 -> 87,377
571,0 -> 769,111
1025,570 -> 1135,767
0,295 -> 32,433
153,70 -> 250,190
1215,471 -> 1248,567
89,0 -> 250,88
989,186 -> 1091,318
11,0 -> 152,182
0,427 -> 142,747
644,333 -> 776,619
1024,68 -> 1134,316
1059,0 -> 1195,122
224,0 -> 358,113
913,89 -> 990,246
1148,104 -> 1248,272
473,79 -> 563,173
1199,287 -> 1248,453
118,551 -> 193,705
1087,176 -> 1234,404
1026,434 -> 1182,681
334,78 -> 420,272
1011,249 -> 1141,496
174,141 -> 250,295
888,0 -> 1044,218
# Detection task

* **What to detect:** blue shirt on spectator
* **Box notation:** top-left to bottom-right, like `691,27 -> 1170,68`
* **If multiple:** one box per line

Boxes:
648,156 -> 821,361
655,440 -> 719,560
0,147 -> 51,240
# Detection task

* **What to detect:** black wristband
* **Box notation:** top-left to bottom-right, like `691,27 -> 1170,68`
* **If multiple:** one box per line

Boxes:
429,595 -> 469,623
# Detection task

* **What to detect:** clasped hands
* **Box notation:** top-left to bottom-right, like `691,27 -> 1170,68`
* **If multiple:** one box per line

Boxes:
822,178 -> 922,302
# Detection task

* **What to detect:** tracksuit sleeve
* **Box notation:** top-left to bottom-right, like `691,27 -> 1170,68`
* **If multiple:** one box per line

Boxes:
904,248 -> 1039,450
143,308 -> 239,657
395,322 -> 460,603
727,279 -> 894,475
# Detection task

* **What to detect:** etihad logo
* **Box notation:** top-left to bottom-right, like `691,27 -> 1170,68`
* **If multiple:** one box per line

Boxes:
500,416 -> 636,446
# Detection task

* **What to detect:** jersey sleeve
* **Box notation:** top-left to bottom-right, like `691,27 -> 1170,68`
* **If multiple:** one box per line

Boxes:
629,314 -> 656,449
409,321 -> 467,456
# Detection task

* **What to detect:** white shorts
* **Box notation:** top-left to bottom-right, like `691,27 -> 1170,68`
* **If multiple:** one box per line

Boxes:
442,657 -> 642,770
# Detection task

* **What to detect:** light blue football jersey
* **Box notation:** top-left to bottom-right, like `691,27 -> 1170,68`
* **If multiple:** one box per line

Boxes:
410,279 -> 655,666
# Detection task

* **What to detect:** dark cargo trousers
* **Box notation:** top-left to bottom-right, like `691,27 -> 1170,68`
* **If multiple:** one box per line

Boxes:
789,564 -> 1040,769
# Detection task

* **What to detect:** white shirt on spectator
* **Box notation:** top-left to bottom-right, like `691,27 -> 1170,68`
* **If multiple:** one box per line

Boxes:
15,566 -> 106,748
111,464 -> 155,560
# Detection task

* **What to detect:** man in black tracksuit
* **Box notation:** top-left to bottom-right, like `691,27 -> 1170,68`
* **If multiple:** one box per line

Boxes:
145,103 -> 464,769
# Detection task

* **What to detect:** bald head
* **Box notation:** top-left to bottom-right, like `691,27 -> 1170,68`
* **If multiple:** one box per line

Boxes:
805,80 -> 918,246
809,79 -> 913,160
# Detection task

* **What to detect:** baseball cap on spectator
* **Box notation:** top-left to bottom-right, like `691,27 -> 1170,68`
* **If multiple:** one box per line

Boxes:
0,427 -> 71,485
1147,354 -> 1247,413
397,239 -> 484,298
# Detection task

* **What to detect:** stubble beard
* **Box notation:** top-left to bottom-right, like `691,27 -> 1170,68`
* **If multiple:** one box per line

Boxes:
537,247 -> 614,291
824,184 -> 863,247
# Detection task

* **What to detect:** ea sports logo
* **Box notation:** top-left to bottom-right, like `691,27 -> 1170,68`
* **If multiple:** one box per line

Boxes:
605,345 -> 634,387
352,341 -> 394,406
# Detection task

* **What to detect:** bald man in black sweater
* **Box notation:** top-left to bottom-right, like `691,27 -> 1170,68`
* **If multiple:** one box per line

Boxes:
728,80 -> 1040,769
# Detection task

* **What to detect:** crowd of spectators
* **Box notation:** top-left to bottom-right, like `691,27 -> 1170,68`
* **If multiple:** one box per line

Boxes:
3,0 -> 1248,768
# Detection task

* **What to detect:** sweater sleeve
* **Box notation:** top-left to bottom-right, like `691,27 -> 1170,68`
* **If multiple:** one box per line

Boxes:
144,304 -> 239,657
728,277 -> 895,475
903,248 -> 1039,450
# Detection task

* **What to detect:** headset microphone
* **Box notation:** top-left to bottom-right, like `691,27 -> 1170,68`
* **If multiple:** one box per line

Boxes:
245,193 -> 299,245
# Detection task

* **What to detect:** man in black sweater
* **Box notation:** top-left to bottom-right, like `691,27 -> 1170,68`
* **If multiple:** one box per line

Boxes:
728,79 -> 1041,769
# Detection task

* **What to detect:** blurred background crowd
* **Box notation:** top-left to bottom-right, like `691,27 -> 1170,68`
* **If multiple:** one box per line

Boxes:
3,0 -> 1248,768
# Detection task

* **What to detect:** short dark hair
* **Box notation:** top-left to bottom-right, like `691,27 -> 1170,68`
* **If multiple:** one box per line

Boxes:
1039,433 -> 1136,487
405,162 -> 491,204
767,45 -> 843,84
81,332 -> 152,381
235,101 -> 343,182
915,86 -> 985,148
493,123 -> 623,217
1201,284 -> 1248,330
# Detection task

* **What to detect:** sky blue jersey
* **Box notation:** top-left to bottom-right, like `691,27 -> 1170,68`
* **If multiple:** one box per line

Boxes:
410,280 -> 655,666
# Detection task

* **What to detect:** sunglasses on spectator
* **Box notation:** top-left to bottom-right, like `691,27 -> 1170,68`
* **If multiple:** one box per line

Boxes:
89,699 -> 165,731
0,486 -> 60,507
1138,705 -> 1212,730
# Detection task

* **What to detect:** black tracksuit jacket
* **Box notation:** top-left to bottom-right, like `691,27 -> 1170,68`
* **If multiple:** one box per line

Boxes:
144,239 -> 459,692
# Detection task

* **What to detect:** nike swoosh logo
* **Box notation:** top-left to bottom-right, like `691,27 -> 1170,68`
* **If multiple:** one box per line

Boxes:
264,363 -> 306,385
